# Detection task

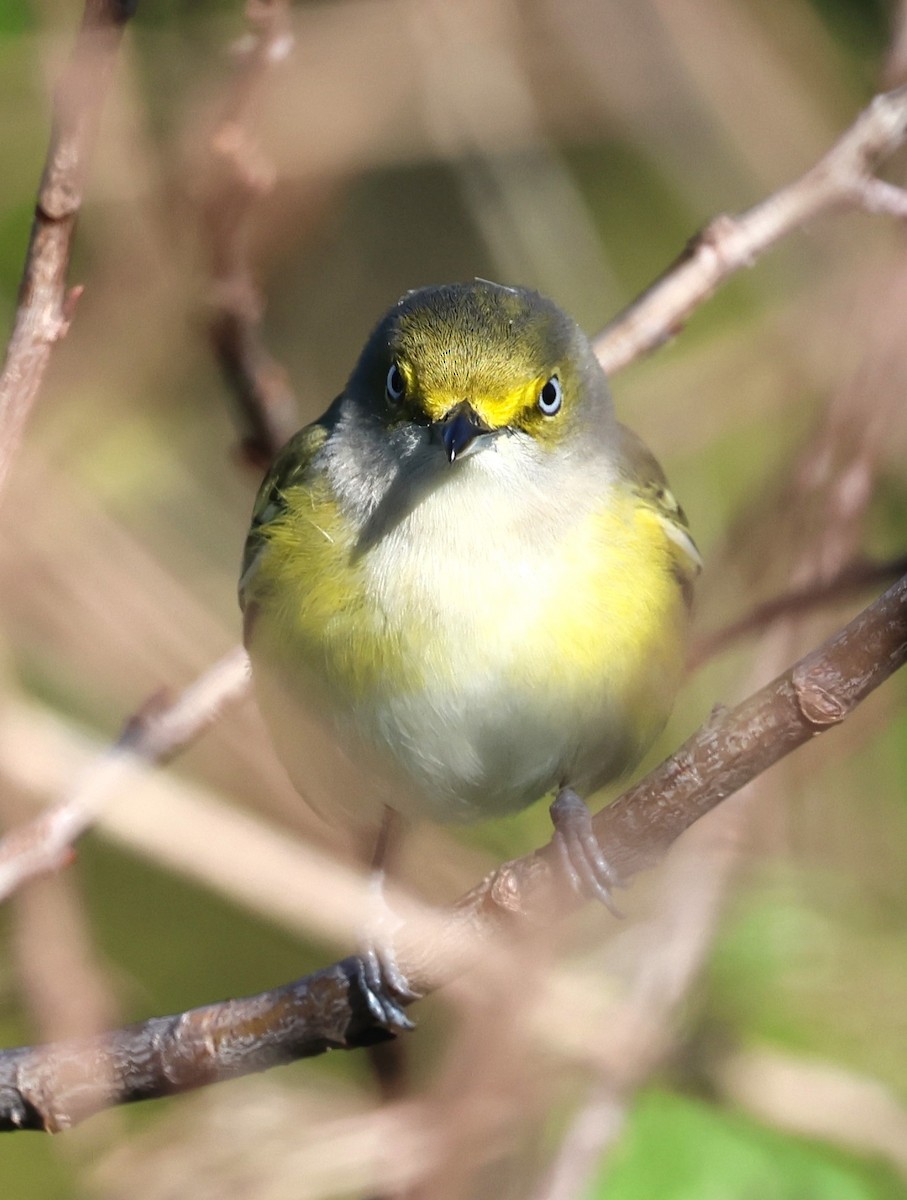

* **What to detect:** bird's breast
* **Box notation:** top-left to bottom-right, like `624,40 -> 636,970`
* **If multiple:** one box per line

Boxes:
251,449 -> 687,824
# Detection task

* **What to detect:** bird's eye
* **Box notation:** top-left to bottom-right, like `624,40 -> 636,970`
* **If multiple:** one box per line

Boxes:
386,362 -> 406,403
538,376 -> 562,416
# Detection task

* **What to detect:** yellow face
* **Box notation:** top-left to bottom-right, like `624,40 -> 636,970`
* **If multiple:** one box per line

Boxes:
346,280 -> 610,452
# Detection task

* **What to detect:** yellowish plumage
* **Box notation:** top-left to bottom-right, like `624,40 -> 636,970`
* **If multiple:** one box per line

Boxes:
241,282 -> 699,833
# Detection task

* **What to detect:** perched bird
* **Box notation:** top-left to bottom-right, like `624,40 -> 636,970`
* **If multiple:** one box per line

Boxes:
240,280 -> 700,1024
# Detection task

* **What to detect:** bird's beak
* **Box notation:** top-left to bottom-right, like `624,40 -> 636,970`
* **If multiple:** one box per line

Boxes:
435,401 -> 494,464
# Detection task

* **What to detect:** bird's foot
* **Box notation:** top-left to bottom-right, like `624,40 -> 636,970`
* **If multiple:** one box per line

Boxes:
356,872 -> 421,1033
549,788 -> 623,917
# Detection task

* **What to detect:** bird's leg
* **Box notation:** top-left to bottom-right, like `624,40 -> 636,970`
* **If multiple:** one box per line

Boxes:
357,806 -> 421,1032
549,788 -> 623,917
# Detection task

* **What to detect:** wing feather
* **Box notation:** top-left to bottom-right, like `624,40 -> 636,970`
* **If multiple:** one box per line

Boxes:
238,419 -> 331,611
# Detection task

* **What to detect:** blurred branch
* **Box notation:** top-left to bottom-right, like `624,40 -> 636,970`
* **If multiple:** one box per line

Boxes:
689,552 -> 907,670
715,1048 -> 907,1180
531,809 -> 742,1200
1,572 -> 904,1132
884,0 -> 907,87
202,0 -> 301,470
532,1084 -> 626,1200
595,84 -> 907,374
0,647 -> 249,903
0,0 -> 136,498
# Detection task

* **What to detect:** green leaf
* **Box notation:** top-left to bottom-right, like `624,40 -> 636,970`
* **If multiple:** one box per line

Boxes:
590,1090 -> 905,1200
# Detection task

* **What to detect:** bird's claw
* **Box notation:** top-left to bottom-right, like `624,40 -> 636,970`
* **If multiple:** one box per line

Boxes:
549,788 -> 623,917
356,873 -> 420,1032
357,945 -> 418,1033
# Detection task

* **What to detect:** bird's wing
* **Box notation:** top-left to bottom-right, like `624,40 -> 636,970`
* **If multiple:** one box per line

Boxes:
616,423 -> 702,597
238,417 -> 332,614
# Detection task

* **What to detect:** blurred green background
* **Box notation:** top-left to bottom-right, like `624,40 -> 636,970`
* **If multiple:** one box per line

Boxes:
1,0 -> 907,1196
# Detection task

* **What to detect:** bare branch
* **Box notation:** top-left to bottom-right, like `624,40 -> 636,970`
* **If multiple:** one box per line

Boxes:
595,85 -> 907,374
0,0 -> 136,498
689,553 -> 907,670
201,0 -> 300,469
0,648 -> 249,903
1,573 -> 904,1132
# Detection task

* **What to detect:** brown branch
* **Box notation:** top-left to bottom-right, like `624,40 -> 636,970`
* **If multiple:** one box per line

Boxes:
0,0 -> 136,497
595,85 -> 907,374
1,573 -> 904,1133
201,0 -> 300,470
689,553 -> 907,670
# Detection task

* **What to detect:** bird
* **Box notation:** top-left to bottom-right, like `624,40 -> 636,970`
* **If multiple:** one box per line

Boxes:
239,279 -> 700,1027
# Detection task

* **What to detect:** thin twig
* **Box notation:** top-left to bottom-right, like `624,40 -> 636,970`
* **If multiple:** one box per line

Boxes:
202,0 -> 300,469
0,573 -> 904,1132
595,85 -> 907,374
689,553 -> 907,670
0,648 -> 249,902
533,1086 -> 626,1200
0,0 -> 136,497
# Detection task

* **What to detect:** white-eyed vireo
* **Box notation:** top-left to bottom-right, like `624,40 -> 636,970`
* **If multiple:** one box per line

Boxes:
240,280 -> 700,1023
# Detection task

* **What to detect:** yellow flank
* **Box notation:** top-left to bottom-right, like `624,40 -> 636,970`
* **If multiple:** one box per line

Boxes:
520,494 -> 681,678
252,477 -> 425,698
495,489 -> 689,764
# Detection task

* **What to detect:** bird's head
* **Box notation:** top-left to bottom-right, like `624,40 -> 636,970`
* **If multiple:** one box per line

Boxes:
346,280 -> 614,464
